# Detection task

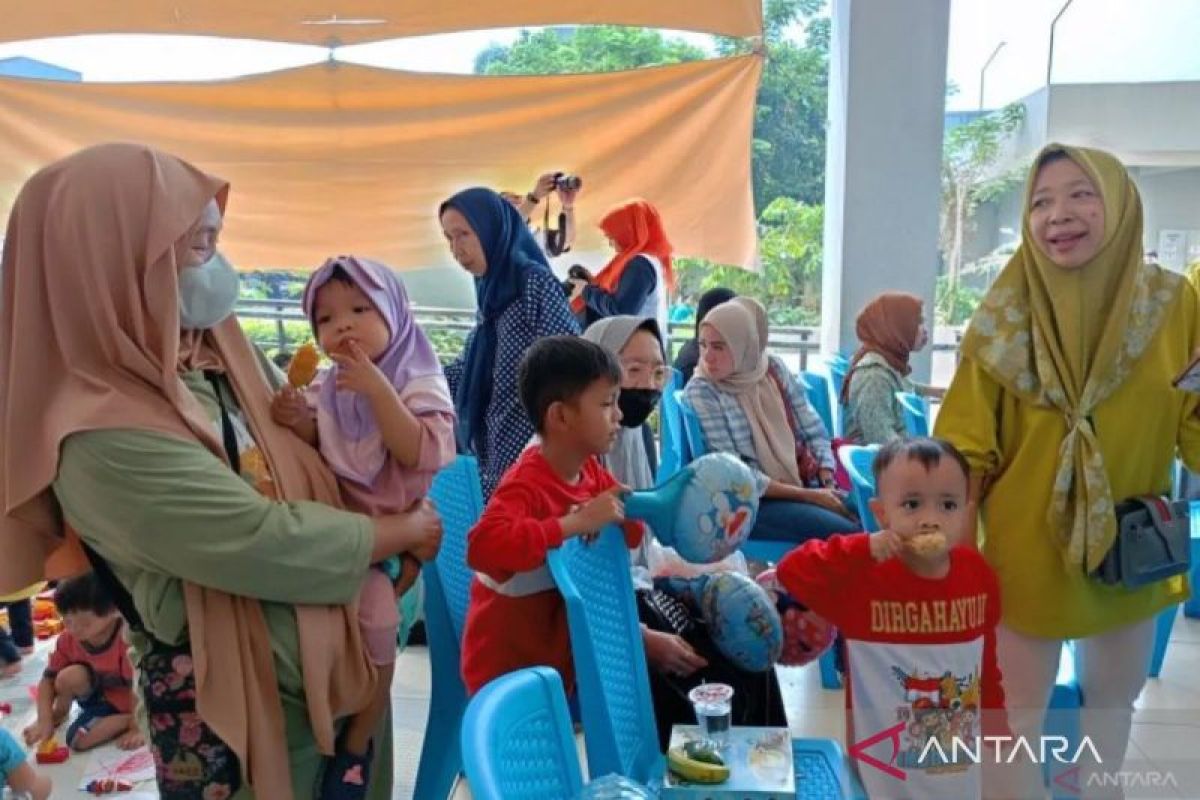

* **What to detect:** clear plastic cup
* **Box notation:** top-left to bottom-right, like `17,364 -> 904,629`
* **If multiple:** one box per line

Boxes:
689,683 -> 734,746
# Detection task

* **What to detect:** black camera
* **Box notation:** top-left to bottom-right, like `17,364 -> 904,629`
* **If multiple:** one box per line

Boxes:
554,173 -> 583,192
561,264 -> 593,297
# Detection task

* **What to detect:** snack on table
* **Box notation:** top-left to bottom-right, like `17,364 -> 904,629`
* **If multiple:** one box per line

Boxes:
287,342 -> 321,388
909,525 -> 947,557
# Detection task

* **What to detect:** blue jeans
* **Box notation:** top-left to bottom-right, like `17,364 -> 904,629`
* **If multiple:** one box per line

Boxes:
750,498 -> 859,544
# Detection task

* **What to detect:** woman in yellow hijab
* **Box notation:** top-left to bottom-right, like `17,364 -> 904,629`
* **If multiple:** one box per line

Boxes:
936,144 -> 1200,796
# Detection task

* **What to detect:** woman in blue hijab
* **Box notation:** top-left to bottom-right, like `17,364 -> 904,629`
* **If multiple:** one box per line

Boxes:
440,188 -> 580,497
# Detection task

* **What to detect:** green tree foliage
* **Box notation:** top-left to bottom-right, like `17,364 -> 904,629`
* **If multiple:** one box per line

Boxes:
477,1 -> 829,212
475,26 -> 706,75
675,198 -> 824,325
938,103 -> 1026,322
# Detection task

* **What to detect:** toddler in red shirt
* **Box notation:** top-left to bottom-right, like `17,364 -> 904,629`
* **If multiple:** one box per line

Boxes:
461,335 -> 643,695
23,574 -> 140,753
778,437 -> 1007,800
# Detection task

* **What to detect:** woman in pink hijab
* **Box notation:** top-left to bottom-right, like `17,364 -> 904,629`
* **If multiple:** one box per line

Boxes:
0,144 -> 440,799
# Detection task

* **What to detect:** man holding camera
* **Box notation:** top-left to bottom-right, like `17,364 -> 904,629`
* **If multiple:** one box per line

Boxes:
501,172 -> 580,261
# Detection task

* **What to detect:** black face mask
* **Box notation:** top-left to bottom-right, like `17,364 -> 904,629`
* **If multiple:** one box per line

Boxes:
618,388 -> 661,428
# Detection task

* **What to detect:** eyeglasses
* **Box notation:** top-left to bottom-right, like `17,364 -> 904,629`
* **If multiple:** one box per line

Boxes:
620,359 -> 668,389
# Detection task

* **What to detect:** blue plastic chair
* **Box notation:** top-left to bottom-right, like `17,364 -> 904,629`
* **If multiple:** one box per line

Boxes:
826,356 -> 849,437
551,528 -> 855,797
676,390 -> 708,465
461,667 -> 584,800
656,369 -> 685,484
837,445 -> 882,533
1044,646 -> 1082,799
800,371 -> 835,436
894,391 -> 929,437
548,526 -> 664,786
415,455 -> 485,800
1149,500 -> 1200,676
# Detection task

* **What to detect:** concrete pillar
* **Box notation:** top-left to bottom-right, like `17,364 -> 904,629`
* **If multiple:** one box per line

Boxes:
820,0 -> 950,381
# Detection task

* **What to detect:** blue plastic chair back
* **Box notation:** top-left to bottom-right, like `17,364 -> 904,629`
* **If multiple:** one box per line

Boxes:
415,455 -> 485,800
548,527 -> 663,786
800,371 -> 835,436
825,357 -> 849,436
676,391 -> 709,463
838,445 -> 881,532
894,391 -> 929,437
461,667 -> 584,800
428,455 -> 484,639
656,368 -> 685,484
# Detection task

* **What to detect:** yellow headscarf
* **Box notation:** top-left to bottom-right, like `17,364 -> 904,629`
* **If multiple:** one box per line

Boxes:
961,143 -> 1182,571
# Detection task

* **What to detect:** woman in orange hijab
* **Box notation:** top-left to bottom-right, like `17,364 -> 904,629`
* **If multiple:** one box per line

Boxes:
842,292 -> 943,444
567,198 -> 674,332
0,144 -> 441,799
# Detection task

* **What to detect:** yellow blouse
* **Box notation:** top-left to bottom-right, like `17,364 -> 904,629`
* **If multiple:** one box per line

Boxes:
935,288 -> 1200,639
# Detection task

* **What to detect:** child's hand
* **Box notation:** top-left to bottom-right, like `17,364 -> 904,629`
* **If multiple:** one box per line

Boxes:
271,386 -> 310,430
405,499 -> 444,562
330,341 -> 391,398
392,555 -> 422,599
563,487 -> 626,538
870,529 -> 905,562
22,718 -> 53,747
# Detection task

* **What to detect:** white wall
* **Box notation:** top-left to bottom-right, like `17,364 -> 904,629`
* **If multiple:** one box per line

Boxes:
821,0 -> 950,380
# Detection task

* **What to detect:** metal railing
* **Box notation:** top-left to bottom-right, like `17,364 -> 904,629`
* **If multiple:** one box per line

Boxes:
234,300 -> 962,369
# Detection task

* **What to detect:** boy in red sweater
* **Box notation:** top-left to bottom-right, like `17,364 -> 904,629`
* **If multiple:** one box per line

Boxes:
779,437 -> 1006,800
461,335 -> 643,695
23,574 -> 140,753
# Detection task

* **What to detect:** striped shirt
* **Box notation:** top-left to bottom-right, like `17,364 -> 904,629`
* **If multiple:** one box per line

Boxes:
684,355 -> 836,488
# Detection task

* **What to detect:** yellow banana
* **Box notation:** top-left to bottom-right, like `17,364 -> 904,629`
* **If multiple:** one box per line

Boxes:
668,746 -> 731,784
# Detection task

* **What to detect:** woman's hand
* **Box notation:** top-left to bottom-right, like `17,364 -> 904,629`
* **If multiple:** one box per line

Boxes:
330,341 -> 391,399
373,499 -> 443,563
531,173 -> 557,202
642,628 -> 708,678
800,487 -> 848,515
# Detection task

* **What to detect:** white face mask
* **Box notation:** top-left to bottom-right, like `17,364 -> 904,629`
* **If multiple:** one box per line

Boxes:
178,251 -> 240,330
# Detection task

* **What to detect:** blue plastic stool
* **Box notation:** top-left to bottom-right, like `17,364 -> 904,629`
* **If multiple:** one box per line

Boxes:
894,391 -> 929,437
461,667 -> 583,800
415,455 -> 485,800
794,737 -> 866,799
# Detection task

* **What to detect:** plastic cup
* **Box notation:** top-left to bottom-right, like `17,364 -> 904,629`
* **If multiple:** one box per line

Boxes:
689,683 -> 734,746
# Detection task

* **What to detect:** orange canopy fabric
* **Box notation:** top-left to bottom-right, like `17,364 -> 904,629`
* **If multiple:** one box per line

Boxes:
0,57 -> 761,272
0,1 -> 763,45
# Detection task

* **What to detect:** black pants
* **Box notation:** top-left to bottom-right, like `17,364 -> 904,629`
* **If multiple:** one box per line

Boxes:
5,599 -> 33,649
637,590 -> 787,751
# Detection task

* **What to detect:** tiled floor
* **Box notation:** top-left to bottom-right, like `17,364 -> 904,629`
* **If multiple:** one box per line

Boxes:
5,614 -> 1200,798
